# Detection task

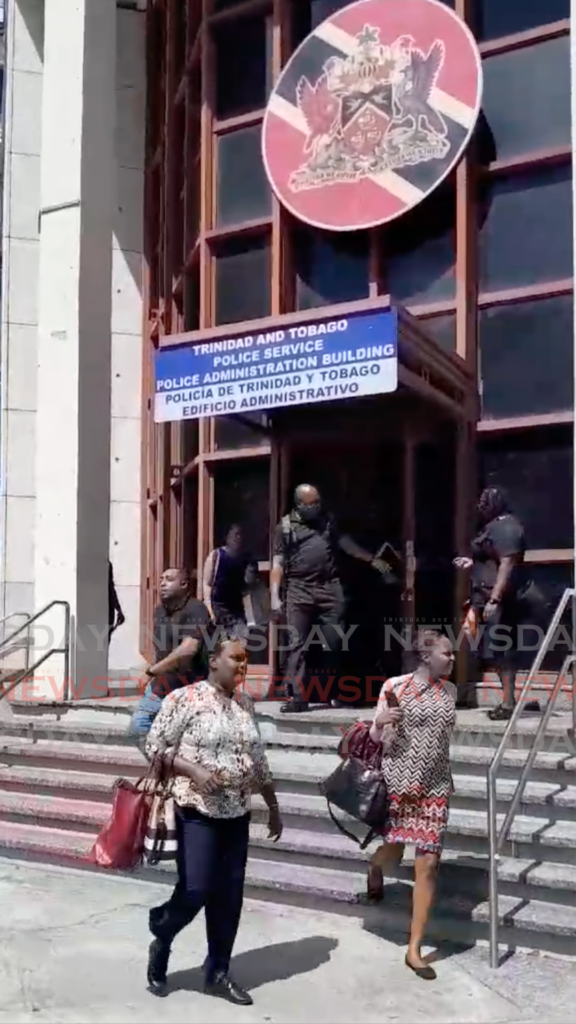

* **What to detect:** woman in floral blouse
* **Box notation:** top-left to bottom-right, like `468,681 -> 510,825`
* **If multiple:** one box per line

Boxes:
145,634 -> 282,1007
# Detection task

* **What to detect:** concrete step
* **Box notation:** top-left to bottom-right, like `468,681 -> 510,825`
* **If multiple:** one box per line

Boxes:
242,858 -> 576,957
249,823 -> 576,906
3,741 -> 576,824
0,736 -> 147,775
0,818 -> 575,957
2,777 -> 574,869
249,792 -> 576,864
4,701 -> 575,755
257,704 -> 575,754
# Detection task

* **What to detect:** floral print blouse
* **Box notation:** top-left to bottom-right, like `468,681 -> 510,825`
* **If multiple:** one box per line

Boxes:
145,680 -> 273,818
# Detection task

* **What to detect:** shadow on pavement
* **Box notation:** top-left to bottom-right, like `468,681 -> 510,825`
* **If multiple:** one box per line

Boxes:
168,934 -> 339,993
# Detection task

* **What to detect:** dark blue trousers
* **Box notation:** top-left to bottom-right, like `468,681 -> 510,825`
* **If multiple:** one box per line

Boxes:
150,806 -> 250,978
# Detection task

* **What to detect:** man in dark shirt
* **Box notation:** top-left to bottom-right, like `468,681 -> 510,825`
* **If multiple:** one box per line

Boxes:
454,486 -> 532,720
271,484 -> 391,712
129,567 -> 210,741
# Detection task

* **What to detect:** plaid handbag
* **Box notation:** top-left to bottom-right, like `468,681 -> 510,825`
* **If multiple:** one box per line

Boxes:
142,750 -> 178,865
143,789 -> 178,865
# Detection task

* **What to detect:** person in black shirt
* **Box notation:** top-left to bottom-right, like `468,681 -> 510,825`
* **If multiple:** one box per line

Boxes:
129,567 -> 211,741
203,524 -> 250,638
454,487 -> 529,721
271,484 -> 392,712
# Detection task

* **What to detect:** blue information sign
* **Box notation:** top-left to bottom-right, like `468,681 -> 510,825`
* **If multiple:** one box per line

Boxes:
154,307 -> 398,423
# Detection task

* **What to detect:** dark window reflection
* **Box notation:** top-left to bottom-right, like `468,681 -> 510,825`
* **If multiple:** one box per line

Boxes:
482,38 -> 571,159
480,427 -> 573,549
475,0 -> 569,40
215,16 -> 272,118
419,314 -> 456,353
216,126 -> 272,227
215,235 -> 271,326
294,227 -> 369,309
479,295 -> 573,419
184,268 -> 200,331
214,459 -> 270,562
215,413 -> 269,451
386,183 -> 456,307
479,164 -> 573,293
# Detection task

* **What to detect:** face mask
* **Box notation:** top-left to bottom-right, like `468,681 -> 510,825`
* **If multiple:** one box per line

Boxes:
296,501 -> 321,523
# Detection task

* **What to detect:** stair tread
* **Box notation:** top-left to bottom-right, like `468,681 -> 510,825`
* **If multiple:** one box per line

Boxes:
249,824 -> 576,890
245,857 -> 576,934
0,789 -> 110,825
252,791 -> 576,844
0,819 -> 93,855
3,732 -> 575,782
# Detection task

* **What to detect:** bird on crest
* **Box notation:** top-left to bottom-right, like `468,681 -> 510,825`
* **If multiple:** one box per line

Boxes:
394,40 -> 447,137
296,74 -> 340,156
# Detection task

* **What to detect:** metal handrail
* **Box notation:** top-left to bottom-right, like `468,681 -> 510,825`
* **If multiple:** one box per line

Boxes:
487,587 -> 576,968
0,600 -> 71,702
0,610 -> 31,633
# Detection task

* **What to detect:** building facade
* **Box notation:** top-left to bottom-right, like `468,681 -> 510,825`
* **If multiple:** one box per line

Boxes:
0,0 -> 573,693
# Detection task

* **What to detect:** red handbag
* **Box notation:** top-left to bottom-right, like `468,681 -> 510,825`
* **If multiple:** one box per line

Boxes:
338,721 -> 382,769
88,760 -> 161,870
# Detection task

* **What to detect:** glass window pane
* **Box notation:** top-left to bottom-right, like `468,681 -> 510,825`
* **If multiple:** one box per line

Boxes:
476,0 -> 569,40
482,38 -> 571,159
480,428 -> 573,549
386,185 -> 455,307
479,295 -> 573,419
216,126 -> 272,227
215,16 -> 272,118
214,459 -> 270,562
215,413 -> 269,451
215,235 -> 271,326
419,314 -> 456,353
479,165 -> 573,293
294,227 -> 369,310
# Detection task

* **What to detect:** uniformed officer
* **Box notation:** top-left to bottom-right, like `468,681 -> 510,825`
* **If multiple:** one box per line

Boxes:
271,484 -> 391,712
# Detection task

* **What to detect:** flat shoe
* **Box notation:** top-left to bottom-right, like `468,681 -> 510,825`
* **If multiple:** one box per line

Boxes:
405,954 -> 436,981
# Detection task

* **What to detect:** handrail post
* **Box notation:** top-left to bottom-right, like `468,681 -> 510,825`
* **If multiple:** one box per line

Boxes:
488,773 -> 499,968
63,601 -> 71,702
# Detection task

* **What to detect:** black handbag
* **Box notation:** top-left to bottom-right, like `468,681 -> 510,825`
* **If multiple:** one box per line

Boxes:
319,756 -> 388,850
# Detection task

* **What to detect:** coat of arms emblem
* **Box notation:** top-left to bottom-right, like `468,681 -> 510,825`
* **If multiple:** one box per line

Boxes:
290,24 -> 449,193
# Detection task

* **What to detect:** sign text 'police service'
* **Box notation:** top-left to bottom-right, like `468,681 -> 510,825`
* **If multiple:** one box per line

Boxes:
154,308 -> 397,423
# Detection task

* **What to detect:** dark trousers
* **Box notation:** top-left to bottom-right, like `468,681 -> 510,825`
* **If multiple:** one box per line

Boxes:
150,807 -> 250,978
284,582 -> 344,703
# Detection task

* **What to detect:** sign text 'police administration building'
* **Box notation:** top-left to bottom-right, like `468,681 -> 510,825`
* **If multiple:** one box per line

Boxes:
154,308 -> 398,423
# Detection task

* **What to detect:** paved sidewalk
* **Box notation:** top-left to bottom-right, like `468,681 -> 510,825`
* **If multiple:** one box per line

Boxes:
0,860 -> 573,1023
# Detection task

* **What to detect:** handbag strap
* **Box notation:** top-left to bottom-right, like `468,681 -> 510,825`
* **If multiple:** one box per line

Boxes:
325,801 -> 375,851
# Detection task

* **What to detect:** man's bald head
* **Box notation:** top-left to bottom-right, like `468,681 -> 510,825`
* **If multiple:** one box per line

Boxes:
294,483 -> 321,507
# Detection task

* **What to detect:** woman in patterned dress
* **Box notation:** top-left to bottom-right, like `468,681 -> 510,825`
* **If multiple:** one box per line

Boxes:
367,630 -> 456,980
145,635 -> 283,1006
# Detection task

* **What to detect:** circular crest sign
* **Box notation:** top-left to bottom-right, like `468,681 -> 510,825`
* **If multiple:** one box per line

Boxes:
262,0 -> 482,232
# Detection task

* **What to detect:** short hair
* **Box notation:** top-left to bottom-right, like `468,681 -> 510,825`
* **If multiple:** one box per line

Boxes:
413,629 -> 450,660
210,629 -> 247,659
165,566 -> 191,586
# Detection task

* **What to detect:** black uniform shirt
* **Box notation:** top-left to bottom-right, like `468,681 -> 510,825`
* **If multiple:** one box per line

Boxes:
471,514 -> 526,608
151,597 -> 210,696
273,512 -> 340,596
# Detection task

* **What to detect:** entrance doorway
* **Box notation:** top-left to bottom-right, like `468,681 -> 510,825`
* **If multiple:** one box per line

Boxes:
273,394 -> 457,703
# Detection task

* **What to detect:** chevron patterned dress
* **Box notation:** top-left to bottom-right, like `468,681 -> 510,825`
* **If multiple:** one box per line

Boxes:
376,674 -> 456,854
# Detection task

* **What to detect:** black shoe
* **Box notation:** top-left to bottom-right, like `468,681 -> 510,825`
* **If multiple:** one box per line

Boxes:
280,700 -> 309,713
204,972 -> 253,1006
487,704 -> 514,721
147,938 -> 170,998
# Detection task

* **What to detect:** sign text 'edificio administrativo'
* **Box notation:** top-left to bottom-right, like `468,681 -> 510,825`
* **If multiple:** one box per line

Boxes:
154,308 -> 398,423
